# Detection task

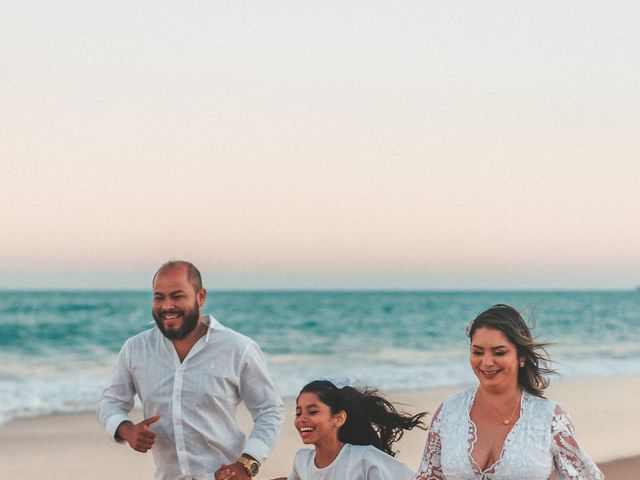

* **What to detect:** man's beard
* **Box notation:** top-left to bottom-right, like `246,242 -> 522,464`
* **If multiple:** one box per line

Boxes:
153,302 -> 200,340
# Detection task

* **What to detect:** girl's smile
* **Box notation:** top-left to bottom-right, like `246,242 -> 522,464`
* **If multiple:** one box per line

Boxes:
294,392 -> 345,446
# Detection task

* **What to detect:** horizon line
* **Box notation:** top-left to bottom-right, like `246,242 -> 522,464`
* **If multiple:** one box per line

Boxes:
1,287 -> 638,293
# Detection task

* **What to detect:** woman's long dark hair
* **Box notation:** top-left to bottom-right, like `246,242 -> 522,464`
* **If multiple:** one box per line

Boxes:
299,380 -> 427,457
467,304 -> 557,397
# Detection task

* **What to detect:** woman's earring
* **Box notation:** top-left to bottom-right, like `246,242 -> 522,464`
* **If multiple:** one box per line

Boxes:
520,361 -> 525,368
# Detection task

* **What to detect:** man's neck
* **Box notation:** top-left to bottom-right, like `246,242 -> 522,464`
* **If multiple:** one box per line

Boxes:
172,320 -> 207,362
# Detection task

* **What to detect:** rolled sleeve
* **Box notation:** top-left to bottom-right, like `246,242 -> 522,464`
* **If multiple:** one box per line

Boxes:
97,342 -> 136,442
238,341 -> 284,463
105,413 -> 132,442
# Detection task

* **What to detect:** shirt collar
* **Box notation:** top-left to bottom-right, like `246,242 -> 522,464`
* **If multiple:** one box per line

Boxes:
201,314 -> 222,342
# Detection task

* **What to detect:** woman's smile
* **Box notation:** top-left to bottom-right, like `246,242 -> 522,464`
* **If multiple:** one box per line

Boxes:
470,327 -> 522,391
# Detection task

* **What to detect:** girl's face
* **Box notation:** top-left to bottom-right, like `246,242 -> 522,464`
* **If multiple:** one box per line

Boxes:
294,392 -> 345,447
470,326 -> 523,392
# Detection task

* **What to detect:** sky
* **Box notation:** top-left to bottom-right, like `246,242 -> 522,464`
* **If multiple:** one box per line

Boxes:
2,2 -> 639,290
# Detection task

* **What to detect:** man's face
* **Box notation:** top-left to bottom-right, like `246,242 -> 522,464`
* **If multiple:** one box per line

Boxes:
152,266 -> 204,340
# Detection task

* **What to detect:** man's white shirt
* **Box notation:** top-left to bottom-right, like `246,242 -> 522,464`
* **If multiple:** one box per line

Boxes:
98,315 -> 284,480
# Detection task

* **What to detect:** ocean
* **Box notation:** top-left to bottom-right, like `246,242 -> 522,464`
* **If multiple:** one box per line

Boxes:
1,290 -> 639,424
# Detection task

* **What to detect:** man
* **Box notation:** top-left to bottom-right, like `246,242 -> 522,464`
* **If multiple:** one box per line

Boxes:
98,260 -> 284,480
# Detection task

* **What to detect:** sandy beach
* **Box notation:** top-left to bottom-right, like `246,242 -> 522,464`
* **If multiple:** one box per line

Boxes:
1,376 -> 638,479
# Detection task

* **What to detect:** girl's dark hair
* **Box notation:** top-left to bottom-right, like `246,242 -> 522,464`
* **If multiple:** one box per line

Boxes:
467,304 -> 556,397
298,380 -> 427,456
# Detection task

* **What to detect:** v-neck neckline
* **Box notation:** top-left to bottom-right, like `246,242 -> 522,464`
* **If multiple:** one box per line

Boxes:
158,326 -> 208,367
466,387 -> 526,477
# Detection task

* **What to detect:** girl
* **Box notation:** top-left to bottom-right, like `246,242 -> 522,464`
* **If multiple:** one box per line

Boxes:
279,379 -> 427,480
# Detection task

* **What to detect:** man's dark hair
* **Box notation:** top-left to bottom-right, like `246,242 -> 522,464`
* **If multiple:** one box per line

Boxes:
153,260 -> 203,292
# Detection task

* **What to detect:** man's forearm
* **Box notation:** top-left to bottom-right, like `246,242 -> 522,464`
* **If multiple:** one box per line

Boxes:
115,420 -> 134,442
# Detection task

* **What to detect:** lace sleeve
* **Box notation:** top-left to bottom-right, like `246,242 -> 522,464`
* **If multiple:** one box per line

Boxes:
551,404 -> 604,480
414,403 -> 444,480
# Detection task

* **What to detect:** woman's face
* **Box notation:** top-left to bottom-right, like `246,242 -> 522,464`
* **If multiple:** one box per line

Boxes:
294,392 -> 345,446
470,326 -> 523,392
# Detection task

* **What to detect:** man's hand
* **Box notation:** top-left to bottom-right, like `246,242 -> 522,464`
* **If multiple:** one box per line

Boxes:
116,415 -> 160,453
214,462 -> 250,480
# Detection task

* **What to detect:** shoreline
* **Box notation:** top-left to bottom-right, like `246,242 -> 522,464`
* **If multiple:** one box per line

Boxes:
1,376 -> 638,478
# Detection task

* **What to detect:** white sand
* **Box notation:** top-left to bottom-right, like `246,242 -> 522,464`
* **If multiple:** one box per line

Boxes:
1,376 -> 638,479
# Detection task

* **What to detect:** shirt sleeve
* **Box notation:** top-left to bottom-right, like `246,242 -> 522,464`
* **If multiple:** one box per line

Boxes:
237,340 -> 285,463
97,340 -> 136,442
414,403 -> 444,480
286,449 -> 305,480
365,448 -> 415,480
550,404 -> 604,480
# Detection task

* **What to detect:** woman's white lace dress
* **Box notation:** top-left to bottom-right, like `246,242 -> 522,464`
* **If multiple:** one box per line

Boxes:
415,388 -> 604,480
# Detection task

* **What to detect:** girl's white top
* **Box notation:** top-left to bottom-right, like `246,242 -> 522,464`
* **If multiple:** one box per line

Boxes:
414,387 -> 604,480
288,444 -> 415,480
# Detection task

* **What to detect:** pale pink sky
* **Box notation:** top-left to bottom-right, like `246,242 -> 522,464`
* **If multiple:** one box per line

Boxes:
2,2 -> 639,289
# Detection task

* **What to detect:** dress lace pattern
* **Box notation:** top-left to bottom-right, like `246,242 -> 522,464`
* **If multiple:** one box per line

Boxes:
414,388 -> 604,480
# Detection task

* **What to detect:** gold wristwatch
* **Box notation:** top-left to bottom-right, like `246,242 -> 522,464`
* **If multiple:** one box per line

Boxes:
238,454 -> 260,477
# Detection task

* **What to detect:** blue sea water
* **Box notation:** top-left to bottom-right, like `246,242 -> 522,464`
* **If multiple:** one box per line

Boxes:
1,290 -> 639,424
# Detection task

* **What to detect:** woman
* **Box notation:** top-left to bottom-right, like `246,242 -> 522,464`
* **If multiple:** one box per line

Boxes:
280,379 -> 426,479
415,304 -> 603,480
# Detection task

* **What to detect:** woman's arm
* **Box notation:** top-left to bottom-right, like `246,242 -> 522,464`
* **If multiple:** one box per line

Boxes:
551,404 -> 604,480
413,404 -> 444,480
